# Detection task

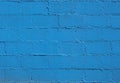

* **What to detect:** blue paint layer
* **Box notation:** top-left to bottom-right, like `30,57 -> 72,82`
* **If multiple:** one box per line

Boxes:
0,0 -> 120,82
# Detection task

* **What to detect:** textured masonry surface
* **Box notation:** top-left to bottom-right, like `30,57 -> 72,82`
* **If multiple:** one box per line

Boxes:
0,0 -> 120,83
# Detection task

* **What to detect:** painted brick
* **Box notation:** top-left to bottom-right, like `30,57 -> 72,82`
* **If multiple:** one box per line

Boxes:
5,69 -> 31,81
49,2 -> 120,15
59,15 -> 111,27
101,29 -> 120,40
4,42 -> 59,55
0,2 -> 21,14
0,29 -> 19,41
86,42 -> 111,55
60,15 -> 120,27
112,70 -> 120,81
111,42 -> 120,54
20,2 -> 48,14
0,0 -> 120,82
0,15 -> 58,27
0,2 -> 48,14
84,70 -> 113,82
0,70 -> 4,81
0,43 -> 5,54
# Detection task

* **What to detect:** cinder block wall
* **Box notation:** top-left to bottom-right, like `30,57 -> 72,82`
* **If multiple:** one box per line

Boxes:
0,0 -> 120,82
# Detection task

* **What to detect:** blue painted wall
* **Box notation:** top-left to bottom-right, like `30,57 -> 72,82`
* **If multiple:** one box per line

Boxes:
0,0 -> 120,82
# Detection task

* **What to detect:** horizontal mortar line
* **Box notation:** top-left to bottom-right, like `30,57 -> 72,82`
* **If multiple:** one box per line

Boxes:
48,0 -> 120,2
55,27 -> 120,30
0,81 -> 107,83
0,27 -> 92,30
1,67 -> 120,70
0,54 -> 72,57
0,0 -> 120,3
1,13 -> 120,16
0,26 -> 120,30
0,40 -> 120,43
84,53 -> 120,56
0,0 -> 49,2
62,40 -> 120,43
86,26 -> 120,30
0,28 -> 104,30
19,68 -> 120,70
57,13 -> 120,16
0,53 -> 120,56
0,40 -> 44,43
